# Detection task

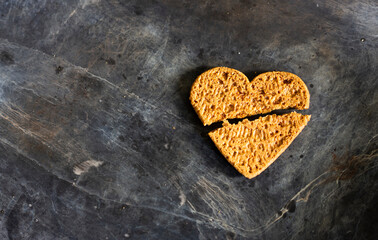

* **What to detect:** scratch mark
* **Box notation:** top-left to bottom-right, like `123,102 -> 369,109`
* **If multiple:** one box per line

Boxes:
0,104 -> 60,142
179,190 -> 186,207
68,9 -> 77,18
63,9 -> 78,25
187,200 -> 197,211
73,160 -> 103,175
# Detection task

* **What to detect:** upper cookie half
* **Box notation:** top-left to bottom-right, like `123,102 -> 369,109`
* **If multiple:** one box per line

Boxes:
190,67 -> 310,126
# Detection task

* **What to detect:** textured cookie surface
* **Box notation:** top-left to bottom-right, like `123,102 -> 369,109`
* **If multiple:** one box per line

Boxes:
208,112 -> 311,179
190,67 -> 310,126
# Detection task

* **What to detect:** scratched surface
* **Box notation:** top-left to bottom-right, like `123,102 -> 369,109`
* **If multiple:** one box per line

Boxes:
0,0 -> 377,239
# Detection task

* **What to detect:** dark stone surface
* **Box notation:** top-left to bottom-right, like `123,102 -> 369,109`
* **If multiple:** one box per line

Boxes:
0,0 -> 377,239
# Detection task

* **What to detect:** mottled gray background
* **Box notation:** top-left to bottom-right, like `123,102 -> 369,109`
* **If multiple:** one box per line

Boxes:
0,0 -> 377,239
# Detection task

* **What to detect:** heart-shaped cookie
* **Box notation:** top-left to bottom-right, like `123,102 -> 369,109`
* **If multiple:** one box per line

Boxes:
190,67 -> 310,126
190,67 -> 311,179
